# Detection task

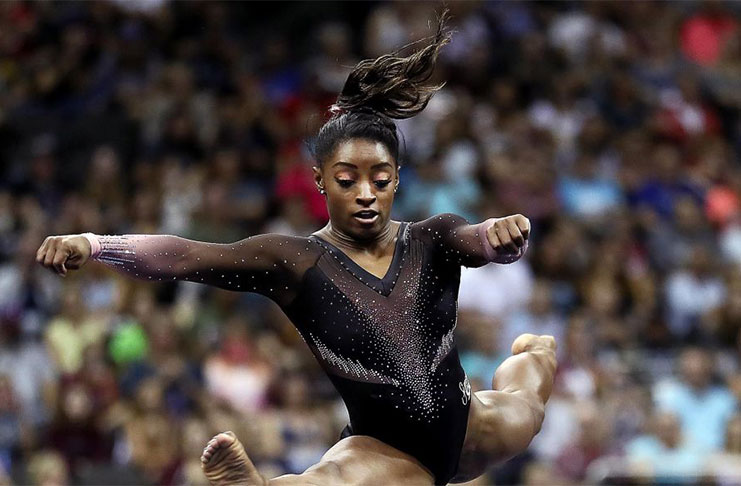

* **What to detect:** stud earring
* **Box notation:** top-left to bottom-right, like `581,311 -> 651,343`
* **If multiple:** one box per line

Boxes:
319,187 -> 326,195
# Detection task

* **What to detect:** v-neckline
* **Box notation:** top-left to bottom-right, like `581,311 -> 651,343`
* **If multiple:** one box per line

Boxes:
310,222 -> 407,295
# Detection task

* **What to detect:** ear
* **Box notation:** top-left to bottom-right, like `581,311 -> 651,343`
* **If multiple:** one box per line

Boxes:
311,166 -> 324,191
395,164 -> 401,191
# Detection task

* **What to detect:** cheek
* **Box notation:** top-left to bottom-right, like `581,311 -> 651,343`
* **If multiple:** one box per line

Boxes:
378,188 -> 396,207
326,191 -> 353,213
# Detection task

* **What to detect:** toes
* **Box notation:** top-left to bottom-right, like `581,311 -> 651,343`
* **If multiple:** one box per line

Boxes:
201,432 -> 237,466
214,432 -> 236,446
201,439 -> 218,463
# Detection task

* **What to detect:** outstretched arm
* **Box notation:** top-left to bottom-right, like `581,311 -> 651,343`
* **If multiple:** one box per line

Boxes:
413,213 -> 530,268
36,232 -> 316,307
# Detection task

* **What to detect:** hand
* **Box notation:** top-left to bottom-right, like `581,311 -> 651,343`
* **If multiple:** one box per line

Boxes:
486,214 -> 530,256
36,235 -> 92,277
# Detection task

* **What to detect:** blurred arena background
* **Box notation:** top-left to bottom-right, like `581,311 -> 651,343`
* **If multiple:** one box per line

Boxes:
1,1 -> 741,484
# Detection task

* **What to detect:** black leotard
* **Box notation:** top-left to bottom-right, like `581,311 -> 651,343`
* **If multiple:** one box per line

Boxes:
90,213 -> 516,484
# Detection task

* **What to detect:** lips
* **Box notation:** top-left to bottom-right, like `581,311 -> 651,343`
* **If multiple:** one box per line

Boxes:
353,210 -> 379,224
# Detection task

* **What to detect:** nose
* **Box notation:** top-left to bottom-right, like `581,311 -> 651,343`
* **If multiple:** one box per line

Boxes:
356,181 -> 376,206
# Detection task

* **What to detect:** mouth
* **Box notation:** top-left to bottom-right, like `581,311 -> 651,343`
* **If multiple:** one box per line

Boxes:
353,209 -> 379,224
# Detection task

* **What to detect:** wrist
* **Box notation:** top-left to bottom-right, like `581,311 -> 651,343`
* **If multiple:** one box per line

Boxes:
81,233 -> 101,259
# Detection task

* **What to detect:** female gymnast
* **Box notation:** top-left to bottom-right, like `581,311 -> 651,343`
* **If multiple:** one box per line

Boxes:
36,12 -> 557,486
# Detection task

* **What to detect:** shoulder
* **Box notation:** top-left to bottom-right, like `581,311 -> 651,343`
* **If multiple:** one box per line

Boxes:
409,213 -> 469,238
244,233 -> 320,251
240,233 -> 324,269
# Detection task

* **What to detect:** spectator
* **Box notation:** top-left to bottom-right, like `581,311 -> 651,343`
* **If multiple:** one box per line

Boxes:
653,348 -> 737,452
554,401 -> 612,482
665,245 -> 726,340
624,411 -> 705,479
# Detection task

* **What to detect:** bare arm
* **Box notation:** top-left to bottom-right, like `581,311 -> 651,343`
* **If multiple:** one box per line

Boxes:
412,213 -> 530,268
36,232 -> 319,307
479,334 -> 557,462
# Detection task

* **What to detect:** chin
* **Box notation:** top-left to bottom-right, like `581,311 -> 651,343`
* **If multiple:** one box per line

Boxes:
352,219 -> 384,239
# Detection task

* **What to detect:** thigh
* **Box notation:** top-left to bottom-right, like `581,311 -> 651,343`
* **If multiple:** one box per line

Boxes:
324,436 -> 435,486
272,435 -> 435,486
453,390 -> 539,483
451,393 -> 491,483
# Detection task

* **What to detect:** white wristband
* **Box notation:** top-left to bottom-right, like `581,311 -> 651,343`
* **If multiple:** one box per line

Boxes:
81,233 -> 102,259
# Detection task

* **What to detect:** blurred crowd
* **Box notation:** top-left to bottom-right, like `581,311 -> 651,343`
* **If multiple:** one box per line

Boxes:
1,1 -> 741,485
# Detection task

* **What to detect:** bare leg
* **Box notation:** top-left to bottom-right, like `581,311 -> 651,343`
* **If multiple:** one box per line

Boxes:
452,334 -> 557,483
202,432 -> 434,486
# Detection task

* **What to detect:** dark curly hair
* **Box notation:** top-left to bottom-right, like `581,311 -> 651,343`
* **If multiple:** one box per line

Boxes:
312,9 -> 452,167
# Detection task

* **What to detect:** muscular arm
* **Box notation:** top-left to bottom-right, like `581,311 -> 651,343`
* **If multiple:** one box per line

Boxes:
478,335 -> 557,463
84,233 -> 318,307
412,213 -> 529,268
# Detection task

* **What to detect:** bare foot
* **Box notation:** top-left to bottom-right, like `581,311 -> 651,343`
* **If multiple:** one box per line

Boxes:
201,431 -> 268,486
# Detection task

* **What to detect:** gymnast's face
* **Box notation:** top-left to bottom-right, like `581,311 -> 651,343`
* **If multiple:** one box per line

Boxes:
314,138 -> 399,240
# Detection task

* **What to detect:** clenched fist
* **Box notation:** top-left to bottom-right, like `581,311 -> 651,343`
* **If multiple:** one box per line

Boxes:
36,235 -> 93,277
485,214 -> 530,256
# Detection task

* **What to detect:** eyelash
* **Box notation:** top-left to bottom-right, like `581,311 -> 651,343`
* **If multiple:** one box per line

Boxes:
337,180 -> 392,188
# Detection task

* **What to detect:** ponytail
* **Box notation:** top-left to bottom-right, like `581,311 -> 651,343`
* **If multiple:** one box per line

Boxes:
331,9 -> 452,119
313,9 -> 452,166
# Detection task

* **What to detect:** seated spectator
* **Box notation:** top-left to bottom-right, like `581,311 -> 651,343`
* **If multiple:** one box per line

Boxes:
554,401 -> 612,482
648,195 -> 718,272
665,245 -> 726,340
624,411 -> 705,479
630,143 -> 703,220
557,153 -> 623,223
47,382 -> 113,479
44,285 -> 107,376
653,348 -> 737,452
204,317 -> 273,414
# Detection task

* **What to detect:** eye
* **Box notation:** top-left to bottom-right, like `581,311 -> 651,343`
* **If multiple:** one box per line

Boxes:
336,179 -> 354,188
374,180 -> 392,188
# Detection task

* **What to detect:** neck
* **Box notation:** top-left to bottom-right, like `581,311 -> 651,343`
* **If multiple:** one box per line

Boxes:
325,221 -> 397,253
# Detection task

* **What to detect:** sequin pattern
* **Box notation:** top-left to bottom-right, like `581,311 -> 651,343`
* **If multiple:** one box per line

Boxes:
311,224 -> 459,421
310,333 -> 400,386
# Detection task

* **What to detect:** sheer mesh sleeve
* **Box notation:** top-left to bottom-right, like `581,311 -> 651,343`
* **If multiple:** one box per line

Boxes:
88,233 -> 321,307
410,213 -> 527,268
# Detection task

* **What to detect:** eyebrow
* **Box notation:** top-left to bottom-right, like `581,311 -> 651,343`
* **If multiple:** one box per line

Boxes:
332,161 -> 394,169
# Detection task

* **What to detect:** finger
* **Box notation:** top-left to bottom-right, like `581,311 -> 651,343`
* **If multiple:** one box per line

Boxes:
486,226 -> 501,255
43,244 -> 57,269
506,219 -> 525,248
515,215 -> 530,240
36,237 -> 51,263
53,248 -> 70,276
495,224 -> 518,254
